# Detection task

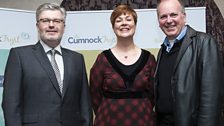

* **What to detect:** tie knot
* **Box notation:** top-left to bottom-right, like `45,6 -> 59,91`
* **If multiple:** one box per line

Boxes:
49,49 -> 60,56
51,49 -> 56,55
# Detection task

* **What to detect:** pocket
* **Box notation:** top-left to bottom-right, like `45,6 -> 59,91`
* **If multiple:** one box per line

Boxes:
22,114 -> 38,124
69,112 -> 82,125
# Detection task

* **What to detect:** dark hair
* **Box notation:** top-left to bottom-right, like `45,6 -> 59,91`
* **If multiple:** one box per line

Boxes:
110,4 -> 137,28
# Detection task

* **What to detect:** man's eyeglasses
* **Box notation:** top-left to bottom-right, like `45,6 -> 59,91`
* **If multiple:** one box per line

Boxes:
38,18 -> 64,25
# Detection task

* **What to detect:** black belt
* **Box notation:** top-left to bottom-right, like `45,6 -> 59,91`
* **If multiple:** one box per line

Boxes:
103,91 -> 149,99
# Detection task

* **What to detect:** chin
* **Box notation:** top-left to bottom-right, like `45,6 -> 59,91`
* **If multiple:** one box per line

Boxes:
165,31 -> 176,37
47,36 -> 60,40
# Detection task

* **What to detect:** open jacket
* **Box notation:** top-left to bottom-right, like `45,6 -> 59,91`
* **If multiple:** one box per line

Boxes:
155,25 -> 224,126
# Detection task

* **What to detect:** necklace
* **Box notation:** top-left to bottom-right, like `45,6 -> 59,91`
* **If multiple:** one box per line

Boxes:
124,56 -> 128,59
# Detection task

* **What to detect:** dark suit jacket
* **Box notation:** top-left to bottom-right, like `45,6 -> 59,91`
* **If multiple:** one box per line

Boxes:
2,42 -> 93,126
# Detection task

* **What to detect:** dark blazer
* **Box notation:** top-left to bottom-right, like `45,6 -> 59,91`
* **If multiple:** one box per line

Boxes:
2,42 -> 93,126
155,25 -> 224,126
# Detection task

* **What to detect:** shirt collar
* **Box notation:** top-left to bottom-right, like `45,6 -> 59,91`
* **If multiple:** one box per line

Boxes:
163,26 -> 187,52
40,40 -> 62,55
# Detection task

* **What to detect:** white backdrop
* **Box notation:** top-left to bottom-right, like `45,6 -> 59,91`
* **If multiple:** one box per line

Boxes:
0,7 -> 206,50
0,7 -> 206,126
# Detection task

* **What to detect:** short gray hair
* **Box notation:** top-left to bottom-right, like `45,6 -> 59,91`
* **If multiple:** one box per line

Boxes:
36,3 -> 66,21
157,0 -> 185,14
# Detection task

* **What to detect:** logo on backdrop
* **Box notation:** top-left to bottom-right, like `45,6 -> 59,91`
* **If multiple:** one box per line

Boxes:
0,32 -> 31,45
67,35 -> 115,45
0,76 -> 4,87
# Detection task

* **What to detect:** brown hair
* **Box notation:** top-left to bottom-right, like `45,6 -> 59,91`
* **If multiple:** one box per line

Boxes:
110,4 -> 137,28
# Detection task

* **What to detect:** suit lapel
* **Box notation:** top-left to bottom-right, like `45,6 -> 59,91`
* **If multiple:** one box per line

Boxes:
173,26 -> 197,73
32,42 -> 62,97
61,48 -> 72,99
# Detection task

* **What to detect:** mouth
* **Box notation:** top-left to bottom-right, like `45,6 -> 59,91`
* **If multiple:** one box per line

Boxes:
165,25 -> 176,31
166,24 -> 175,29
120,27 -> 130,31
46,30 -> 58,34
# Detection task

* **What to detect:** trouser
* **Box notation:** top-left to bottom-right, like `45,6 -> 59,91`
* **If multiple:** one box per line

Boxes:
157,113 -> 174,126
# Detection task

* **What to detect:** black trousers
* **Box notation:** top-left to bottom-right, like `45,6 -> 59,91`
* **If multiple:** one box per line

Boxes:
157,113 -> 174,126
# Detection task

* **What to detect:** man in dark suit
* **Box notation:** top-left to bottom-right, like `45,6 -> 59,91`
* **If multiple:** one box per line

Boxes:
2,3 -> 93,126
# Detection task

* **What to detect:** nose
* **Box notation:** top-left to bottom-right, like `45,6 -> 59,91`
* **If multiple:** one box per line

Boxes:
49,21 -> 54,26
121,20 -> 127,25
166,16 -> 172,23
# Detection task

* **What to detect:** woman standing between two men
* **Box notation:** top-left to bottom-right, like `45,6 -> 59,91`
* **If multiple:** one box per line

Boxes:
89,4 -> 156,126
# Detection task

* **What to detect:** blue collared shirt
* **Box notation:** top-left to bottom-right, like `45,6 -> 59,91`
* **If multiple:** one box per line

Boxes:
163,26 -> 187,52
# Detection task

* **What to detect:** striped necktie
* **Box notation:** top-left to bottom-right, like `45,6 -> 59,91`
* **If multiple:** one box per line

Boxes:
49,49 -> 63,93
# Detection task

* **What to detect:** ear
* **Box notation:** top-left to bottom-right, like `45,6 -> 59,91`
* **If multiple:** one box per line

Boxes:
183,12 -> 186,23
36,23 -> 40,32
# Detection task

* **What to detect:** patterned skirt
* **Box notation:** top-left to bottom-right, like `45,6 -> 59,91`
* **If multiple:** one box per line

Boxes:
93,98 -> 155,126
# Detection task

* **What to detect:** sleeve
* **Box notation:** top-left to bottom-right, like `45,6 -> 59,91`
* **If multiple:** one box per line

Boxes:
79,54 -> 93,126
2,48 -> 23,126
148,54 -> 157,107
89,54 -> 104,114
197,35 -> 224,126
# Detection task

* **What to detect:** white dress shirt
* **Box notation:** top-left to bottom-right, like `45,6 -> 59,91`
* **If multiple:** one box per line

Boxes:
40,40 -> 64,82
